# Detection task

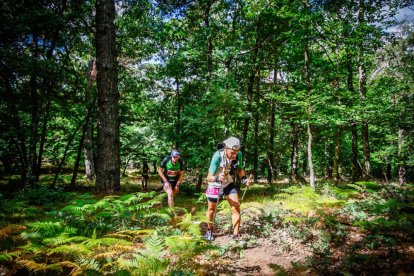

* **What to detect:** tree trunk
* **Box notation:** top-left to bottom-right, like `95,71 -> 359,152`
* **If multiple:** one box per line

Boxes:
268,102 -> 275,184
6,76 -> 29,185
203,0 -> 214,82
242,20 -> 261,147
351,121 -> 359,182
196,173 -> 203,193
122,154 -> 132,177
398,128 -> 406,185
26,34 -> 40,186
358,0 -> 371,180
361,122 -> 371,179
289,122 -> 306,184
84,122 -> 96,181
52,125 -> 80,187
333,127 -> 342,182
35,98 -> 51,182
307,124 -> 315,188
303,8 -> 315,188
84,59 -> 97,182
346,47 -> 359,183
95,0 -> 120,193
71,101 -> 95,187
268,56 -> 278,184
175,76 -> 181,147
253,70 -> 260,183
324,140 -> 332,179
70,125 -> 86,188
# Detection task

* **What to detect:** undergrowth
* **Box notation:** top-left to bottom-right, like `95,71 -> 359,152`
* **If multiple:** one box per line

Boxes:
0,181 -> 413,275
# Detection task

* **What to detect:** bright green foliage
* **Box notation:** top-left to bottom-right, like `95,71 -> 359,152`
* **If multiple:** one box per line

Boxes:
59,191 -> 166,236
275,186 -> 343,214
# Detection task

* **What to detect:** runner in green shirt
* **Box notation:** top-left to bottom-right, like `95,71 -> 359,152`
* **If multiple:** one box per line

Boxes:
158,149 -> 184,208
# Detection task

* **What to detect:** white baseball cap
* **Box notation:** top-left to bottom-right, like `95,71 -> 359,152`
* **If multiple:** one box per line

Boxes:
223,137 -> 241,150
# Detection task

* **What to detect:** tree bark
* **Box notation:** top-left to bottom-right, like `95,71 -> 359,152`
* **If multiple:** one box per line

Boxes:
325,139 -> 332,179
84,59 -> 97,182
289,122 -> 306,184
175,76 -> 181,147
84,121 -> 96,181
203,0 -> 214,82
267,55 -> 278,184
35,99 -> 50,182
333,127 -> 342,182
346,47 -> 359,183
351,121 -> 359,182
70,125 -> 86,188
398,128 -> 406,185
95,0 -> 120,193
242,20 -> 261,148
6,78 -> 28,185
26,34 -> 40,186
52,125 -> 80,187
267,102 -> 276,184
303,5 -> 315,188
196,173 -> 203,193
358,0 -> 371,180
253,69 -> 260,183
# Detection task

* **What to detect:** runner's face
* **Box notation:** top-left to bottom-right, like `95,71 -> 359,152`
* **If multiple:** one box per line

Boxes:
172,156 -> 180,162
226,148 -> 239,160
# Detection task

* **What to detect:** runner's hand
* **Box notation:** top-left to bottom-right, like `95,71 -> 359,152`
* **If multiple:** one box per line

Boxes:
218,173 -> 226,182
242,177 -> 250,186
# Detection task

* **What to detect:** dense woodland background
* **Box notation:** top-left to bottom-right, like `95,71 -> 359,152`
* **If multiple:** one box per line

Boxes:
0,0 -> 413,190
0,0 -> 414,275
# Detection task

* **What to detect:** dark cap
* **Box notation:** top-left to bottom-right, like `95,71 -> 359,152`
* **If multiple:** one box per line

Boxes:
171,149 -> 180,157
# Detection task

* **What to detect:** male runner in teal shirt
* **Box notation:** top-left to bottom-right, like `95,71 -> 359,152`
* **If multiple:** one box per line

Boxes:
205,137 -> 250,241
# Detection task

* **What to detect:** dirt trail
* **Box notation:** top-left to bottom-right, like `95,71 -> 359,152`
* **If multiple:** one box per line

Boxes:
209,231 -> 314,275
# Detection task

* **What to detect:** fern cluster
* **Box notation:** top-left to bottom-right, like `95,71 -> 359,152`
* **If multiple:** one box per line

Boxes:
0,191 -> 214,275
58,191 -> 167,236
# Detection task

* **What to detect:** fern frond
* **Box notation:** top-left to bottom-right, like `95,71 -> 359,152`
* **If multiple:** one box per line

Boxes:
47,243 -> 91,256
43,230 -> 82,246
0,252 -> 18,261
59,260 -> 80,268
82,237 -> 132,248
117,257 -> 139,271
22,221 -> 65,240
94,244 -> 138,259
177,213 -> 201,236
109,229 -> 154,242
143,232 -> 165,258
144,213 -> 171,227
347,183 -> 365,192
123,193 -> 146,205
19,242 -> 45,254
74,256 -> 101,271
0,224 -> 26,239
165,235 -> 203,256
17,259 -> 48,272
131,253 -> 169,274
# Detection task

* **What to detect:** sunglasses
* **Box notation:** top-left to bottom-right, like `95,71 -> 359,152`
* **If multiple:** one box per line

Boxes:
226,146 -> 240,152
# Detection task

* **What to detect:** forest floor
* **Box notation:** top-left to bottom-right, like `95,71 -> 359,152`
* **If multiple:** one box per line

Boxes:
202,218 -> 414,276
210,232 -> 311,275
1,171 -> 414,275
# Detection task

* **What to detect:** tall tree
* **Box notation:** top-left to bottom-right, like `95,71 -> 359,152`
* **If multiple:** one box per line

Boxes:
95,0 -> 120,192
